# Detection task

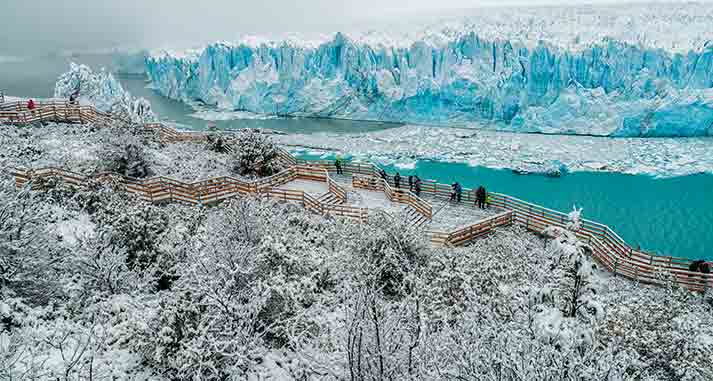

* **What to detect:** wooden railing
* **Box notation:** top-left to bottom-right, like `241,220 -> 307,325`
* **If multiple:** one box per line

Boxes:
487,193 -> 712,291
0,101 -> 116,125
352,174 -> 433,221
13,164 -> 368,224
327,175 -> 347,203
291,157 -> 711,291
4,101 -> 710,291
427,211 -> 514,247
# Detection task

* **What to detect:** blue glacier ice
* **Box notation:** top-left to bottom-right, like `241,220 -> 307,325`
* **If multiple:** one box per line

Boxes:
144,34 -> 713,137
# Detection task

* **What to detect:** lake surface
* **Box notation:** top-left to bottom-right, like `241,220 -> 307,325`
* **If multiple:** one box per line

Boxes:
2,54 -> 711,260
295,152 -> 713,261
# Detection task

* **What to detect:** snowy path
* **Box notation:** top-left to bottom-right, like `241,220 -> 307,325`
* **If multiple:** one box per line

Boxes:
277,179 -> 329,195
331,175 -> 407,213
426,199 -> 503,232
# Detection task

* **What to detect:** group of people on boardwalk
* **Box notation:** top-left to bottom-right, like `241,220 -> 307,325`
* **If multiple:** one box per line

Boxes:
449,182 -> 488,208
334,157 -> 491,204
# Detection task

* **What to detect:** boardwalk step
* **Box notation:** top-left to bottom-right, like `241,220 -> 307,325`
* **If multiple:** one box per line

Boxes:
317,192 -> 342,205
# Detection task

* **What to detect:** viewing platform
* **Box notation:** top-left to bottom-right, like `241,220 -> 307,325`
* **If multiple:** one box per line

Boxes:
3,100 -> 711,292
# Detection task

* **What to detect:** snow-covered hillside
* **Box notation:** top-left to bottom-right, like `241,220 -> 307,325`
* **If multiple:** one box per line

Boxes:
2,116 -> 712,379
144,2 -> 713,137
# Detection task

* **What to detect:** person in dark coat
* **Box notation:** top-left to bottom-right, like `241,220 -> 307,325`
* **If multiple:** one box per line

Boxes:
408,175 -> 414,191
394,172 -> 401,188
476,186 -> 487,209
414,176 -> 422,197
690,260 -> 711,274
450,182 -> 462,202
334,157 -> 344,175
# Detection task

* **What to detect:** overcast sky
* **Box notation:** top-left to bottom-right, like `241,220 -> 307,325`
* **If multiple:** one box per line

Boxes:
0,0 -> 699,57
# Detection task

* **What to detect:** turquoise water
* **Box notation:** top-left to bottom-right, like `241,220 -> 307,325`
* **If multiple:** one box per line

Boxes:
296,153 -> 713,261
3,55 -> 712,260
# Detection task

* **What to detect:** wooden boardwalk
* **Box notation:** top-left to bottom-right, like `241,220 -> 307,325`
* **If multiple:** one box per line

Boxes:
3,100 -> 711,292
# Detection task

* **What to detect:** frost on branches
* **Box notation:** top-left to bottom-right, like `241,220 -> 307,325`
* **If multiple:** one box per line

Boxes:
231,130 -> 281,177
54,63 -> 157,123
2,127 -> 713,379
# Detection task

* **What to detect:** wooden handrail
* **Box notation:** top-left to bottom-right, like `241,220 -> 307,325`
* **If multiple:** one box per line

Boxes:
4,101 -> 710,291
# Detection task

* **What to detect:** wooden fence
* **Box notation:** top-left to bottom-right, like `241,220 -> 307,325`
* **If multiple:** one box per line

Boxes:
0,101 -> 115,125
487,193 -> 712,291
291,157 -> 711,291
352,174 -> 433,221
3,101 -> 710,291
13,164 -> 368,223
427,211 -> 514,247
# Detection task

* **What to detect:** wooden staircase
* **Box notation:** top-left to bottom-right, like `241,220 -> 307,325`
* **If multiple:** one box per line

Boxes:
317,192 -> 343,205
405,206 -> 429,228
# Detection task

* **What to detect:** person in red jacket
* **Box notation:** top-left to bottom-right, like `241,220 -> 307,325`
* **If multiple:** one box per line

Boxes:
27,99 -> 36,110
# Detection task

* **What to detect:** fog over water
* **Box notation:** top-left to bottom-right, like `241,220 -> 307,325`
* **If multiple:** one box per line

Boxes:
0,0 -> 694,57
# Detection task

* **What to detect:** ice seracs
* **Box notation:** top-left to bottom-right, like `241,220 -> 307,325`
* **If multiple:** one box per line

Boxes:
55,63 -> 157,124
142,3 -> 713,137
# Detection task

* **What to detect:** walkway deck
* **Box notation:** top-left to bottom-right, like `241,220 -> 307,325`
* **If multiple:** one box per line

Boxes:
278,179 -> 329,195
426,199 -> 502,232
3,99 -> 711,292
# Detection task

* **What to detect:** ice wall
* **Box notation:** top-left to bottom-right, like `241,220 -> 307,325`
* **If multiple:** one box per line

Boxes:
145,36 -> 713,137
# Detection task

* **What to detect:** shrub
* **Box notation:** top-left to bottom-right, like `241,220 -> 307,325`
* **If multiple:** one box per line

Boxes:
206,127 -> 231,154
98,134 -> 152,178
231,130 -> 280,177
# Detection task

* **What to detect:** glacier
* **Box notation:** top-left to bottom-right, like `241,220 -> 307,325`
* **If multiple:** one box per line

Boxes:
55,63 -> 157,123
143,4 -> 713,137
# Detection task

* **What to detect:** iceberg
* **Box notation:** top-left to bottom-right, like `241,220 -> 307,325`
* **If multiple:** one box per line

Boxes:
143,4 -> 713,137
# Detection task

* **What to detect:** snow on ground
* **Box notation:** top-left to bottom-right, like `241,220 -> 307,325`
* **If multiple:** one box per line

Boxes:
278,179 -> 329,195
277,125 -> 713,178
151,141 -> 234,181
425,198 -> 502,232
331,175 -> 405,213
0,122 -> 237,183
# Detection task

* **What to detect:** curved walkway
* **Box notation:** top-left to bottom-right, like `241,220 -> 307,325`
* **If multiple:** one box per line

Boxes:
3,100 -> 711,292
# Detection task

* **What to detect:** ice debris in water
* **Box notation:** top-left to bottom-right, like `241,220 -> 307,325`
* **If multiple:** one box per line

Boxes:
273,124 -> 713,178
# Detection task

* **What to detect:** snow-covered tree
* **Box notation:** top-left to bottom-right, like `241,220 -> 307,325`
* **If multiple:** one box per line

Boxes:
54,63 -> 156,123
0,186 -> 63,304
231,130 -> 281,177
98,131 -> 153,178
206,127 -> 231,154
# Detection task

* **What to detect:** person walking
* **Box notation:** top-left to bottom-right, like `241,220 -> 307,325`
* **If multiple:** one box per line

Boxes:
408,175 -> 414,191
335,156 -> 344,175
394,172 -> 401,188
414,176 -> 422,197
